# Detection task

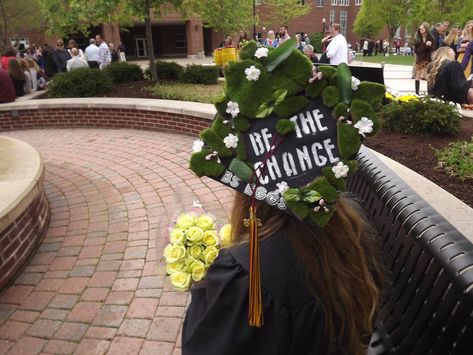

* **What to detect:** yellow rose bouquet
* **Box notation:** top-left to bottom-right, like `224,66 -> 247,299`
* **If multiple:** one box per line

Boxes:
163,210 -> 232,291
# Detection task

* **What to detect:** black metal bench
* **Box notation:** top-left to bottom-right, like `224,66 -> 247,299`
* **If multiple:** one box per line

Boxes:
347,146 -> 473,355
315,64 -> 385,85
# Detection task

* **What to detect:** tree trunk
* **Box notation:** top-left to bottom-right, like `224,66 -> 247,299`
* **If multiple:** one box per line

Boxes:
145,4 -> 157,81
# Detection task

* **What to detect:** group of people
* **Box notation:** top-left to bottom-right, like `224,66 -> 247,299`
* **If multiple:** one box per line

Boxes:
0,35 -> 126,103
413,20 -> 473,105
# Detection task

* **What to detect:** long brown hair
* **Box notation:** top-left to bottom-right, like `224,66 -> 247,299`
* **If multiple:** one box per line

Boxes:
231,192 -> 383,355
8,59 -> 25,80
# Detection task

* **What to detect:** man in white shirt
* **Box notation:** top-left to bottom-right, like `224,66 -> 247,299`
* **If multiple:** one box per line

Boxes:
85,38 -> 100,68
95,34 -> 111,69
67,48 -> 89,71
326,23 -> 348,65
277,26 -> 291,47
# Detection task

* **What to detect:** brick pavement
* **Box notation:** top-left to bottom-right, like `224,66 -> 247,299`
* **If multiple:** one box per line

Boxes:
0,129 -> 234,355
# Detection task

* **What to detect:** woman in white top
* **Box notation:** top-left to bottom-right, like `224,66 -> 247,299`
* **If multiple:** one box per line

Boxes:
68,39 -> 84,59
25,58 -> 39,91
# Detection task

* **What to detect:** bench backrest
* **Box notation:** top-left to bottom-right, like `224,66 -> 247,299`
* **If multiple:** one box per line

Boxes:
347,147 -> 473,355
315,64 -> 385,85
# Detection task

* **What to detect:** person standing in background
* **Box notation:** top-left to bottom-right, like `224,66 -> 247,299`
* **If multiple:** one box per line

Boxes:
326,23 -> 348,65
414,23 -> 436,95
263,30 -> 279,48
95,34 -> 111,69
85,38 -> 100,68
118,41 -> 127,62
53,39 -> 71,73
277,26 -> 291,47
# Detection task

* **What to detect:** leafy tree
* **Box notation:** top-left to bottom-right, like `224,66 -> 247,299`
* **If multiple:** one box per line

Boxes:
409,0 -> 473,28
0,0 -> 46,50
184,0 -> 254,35
262,0 -> 312,27
40,0 -> 183,81
353,5 -> 383,39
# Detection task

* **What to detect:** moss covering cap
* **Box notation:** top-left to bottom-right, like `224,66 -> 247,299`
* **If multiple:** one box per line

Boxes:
190,39 -> 385,226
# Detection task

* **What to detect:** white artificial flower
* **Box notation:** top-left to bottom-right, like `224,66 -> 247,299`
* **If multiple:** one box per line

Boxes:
331,162 -> 350,179
223,133 -> 239,149
245,66 -> 261,81
351,76 -> 361,90
276,181 -> 289,195
192,140 -> 204,153
226,101 -> 240,118
354,117 -> 374,138
254,47 -> 269,59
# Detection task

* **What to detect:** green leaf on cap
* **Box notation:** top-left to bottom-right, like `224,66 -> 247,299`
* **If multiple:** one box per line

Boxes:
323,166 -> 346,191
272,89 -> 288,106
302,190 -> 323,203
275,119 -> 296,135
332,102 -> 349,120
285,200 -> 310,219
283,188 -> 302,202
255,102 -> 274,118
305,176 -> 338,202
337,121 -> 361,159
321,86 -> 341,108
189,149 -> 225,177
337,63 -> 352,105
308,206 -> 336,227
228,158 -> 254,183
306,78 -> 328,98
264,38 -> 297,72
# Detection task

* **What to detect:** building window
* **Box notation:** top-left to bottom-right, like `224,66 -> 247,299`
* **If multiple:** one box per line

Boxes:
339,0 -> 349,5
176,33 -> 187,49
316,0 -> 325,6
331,0 -> 337,5
355,0 -> 361,5
340,10 -> 348,36
329,10 -> 335,26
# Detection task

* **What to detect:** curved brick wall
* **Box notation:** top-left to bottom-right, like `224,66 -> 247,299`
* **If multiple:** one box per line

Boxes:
0,98 -> 215,134
0,137 -> 50,291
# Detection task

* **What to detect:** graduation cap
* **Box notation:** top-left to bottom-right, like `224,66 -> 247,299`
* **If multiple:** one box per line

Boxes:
189,39 -> 385,327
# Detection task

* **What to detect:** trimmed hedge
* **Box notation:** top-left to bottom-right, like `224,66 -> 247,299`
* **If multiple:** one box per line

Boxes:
182,64 -> 220,85
379,97 -> 461,135
103,62 -> 144,84
144,60 -> 184,80
48,68 -> 113,98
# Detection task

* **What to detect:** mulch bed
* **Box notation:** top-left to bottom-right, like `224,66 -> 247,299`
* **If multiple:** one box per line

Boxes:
365,117 -> 473,208
105,82 -> 473,208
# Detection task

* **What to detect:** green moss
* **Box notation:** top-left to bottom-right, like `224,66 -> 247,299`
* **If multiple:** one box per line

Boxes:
305,176 -> 339,202
321,86 -> 341,108
352,82 -> 386,111
317,66 -> 336,79
305,78 -> 328,98
332,103 -> 349,119
350,99 -> 380,136
238,40 -> 258,60
200,128 -> 233,157
211,115 -> 232,138
276,119 -> 296,135
189,149 -> 225,177
273,50 -> 313,87
323,166 -> 346,191
274,96 -> 309,117
286,200 -> 310,219
233,116 -> 251,131
214,93 -> 229,117
225,59 -> 273,118
270,71 -> 303,96
329,73 -> 337,86
337,121 -> 361,159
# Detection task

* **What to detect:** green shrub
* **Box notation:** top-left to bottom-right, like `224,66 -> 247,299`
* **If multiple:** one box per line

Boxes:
378,97 -> 461,135
182,64 -> 220,85
436,138 -> 473,181
103,62 -> 143,84
308,32 -> 323,53
144,60 -> 184,80
48,68 -> 113,98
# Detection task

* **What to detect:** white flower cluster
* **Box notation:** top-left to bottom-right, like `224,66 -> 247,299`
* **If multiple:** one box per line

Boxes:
276,181 -> 289,195
223,133 -> 239,149
351,76 -> 361,91
254,47 -> 269,59
192,140 -> 204,153
226,101 -> 240,118
354,117 -> 374,138
331,162 -> 350,179
245,65 -> 261,81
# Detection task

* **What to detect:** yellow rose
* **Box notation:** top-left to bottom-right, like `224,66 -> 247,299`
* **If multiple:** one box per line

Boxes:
196,214 -> 215,231
169,271 -> 191,291
203,230 -> 219,247
176,213 -> 196,230
219,224 -> 232,247
190,260 -> 206,282
163,243 -> 186,263
165,261 -> 184,275
385,92 -> 395,100
186,226 -> 204,243
170,228 -> 185,244
203,246 -> 219,265
188,245 -> 203,259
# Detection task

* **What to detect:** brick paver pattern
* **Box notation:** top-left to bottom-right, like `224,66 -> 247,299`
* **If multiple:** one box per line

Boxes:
0,129 -> 234,355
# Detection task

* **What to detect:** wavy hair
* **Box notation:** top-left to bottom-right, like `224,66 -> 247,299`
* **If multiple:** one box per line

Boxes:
230,193 -> 384,355
462,20 -> 473,41
427,47 -> 456,87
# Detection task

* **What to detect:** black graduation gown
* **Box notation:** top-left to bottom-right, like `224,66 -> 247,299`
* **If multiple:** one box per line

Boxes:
182,232 -> 325,355
428,60 -> 472,104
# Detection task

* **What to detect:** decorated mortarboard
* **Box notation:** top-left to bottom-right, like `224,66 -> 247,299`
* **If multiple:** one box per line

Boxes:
189,39 -> 386,327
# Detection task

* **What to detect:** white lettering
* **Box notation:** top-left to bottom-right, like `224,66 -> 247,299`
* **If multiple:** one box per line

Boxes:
249,132 -> 265,156
261,128 -> 272,152
299,111 -> 316,135
254,162 -> 269,185
311,142 -> 327,166
296,146 -> 313,172
313,109 -> 328,131
266,156 -> 282,181
323,138 -> 339,163
282,152 -> 298,177
290,115 -> 302,138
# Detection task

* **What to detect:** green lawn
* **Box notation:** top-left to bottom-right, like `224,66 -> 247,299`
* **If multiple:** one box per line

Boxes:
147,81 -> 225,104
356,54 -> 415,66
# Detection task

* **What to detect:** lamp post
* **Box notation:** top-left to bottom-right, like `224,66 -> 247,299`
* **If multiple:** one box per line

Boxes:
322,17 -> 326,34
253,0 -> 257,41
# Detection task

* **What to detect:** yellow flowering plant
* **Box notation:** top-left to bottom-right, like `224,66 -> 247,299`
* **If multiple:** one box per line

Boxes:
163,210 -> 233,292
